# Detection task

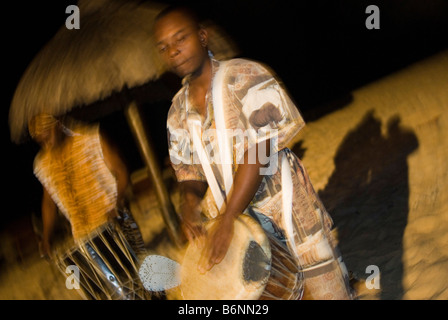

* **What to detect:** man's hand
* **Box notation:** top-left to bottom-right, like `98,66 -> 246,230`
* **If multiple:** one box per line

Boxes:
195,140 -> 271,273
179,180 -> 208,245
197,214 -> 235,273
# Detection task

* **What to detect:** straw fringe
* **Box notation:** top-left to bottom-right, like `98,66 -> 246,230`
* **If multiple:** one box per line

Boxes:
9,0 -> 239,143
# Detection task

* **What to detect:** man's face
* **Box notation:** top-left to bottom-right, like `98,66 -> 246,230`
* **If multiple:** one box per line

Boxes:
154,11 -> 208,78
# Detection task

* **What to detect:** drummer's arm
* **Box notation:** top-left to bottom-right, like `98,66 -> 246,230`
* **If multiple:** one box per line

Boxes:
198,139 -> 271,272
179,180 -> 208,240
41,188 -> 57,257
222,139 -> 271,220
100,132 -> 130,208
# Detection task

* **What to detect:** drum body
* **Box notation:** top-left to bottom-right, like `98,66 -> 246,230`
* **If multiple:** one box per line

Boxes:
55,223 -> 150,300
180,214 -> 304,300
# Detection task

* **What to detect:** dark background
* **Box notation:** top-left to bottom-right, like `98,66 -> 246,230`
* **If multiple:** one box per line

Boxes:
2,0 -> 447,230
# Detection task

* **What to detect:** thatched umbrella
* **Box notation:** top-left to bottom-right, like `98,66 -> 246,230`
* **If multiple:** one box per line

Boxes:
10,0 -> 163,142
8,0 -> 238,247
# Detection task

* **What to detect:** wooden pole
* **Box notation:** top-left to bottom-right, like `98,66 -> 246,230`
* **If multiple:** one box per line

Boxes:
124,101 -> 182,247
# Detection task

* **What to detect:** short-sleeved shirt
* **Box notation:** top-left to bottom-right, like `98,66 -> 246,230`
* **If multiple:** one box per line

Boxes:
167,58 -> 333,243
34,124 -> 117,241
168,59 -> 352,299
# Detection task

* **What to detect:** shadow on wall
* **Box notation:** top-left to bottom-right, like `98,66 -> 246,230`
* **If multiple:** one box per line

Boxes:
317,110 -> 418,299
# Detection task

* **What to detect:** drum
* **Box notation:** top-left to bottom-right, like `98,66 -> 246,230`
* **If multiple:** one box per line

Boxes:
55,223 -> 150,300
179,214 -> 304,300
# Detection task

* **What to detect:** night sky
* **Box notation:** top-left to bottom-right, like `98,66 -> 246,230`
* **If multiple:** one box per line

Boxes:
2,0 -> 447,230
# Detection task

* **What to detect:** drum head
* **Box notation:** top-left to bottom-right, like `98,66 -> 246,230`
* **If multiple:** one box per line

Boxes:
180,214 -> 272,300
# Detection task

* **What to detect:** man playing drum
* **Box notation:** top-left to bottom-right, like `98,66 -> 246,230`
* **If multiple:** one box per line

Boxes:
29,114 -> 147,298
154,6 -> 354,299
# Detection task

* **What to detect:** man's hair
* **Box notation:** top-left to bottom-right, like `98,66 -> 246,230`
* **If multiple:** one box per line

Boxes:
155,4 -> 203,29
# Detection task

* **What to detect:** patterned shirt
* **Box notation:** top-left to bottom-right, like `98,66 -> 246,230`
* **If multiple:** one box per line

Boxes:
34,124 -> 117,242
167,58 -> 327,235
167,58 -> 352,299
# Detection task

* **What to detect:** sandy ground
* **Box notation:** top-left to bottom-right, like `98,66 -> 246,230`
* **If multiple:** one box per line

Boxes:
287,49 -> 448,300
1,50 -> 447,300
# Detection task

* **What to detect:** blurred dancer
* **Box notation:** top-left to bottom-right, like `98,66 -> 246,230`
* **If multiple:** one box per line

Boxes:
154,6 -> 354,299
29,114 -> 147,298
30,114 -> 145,252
